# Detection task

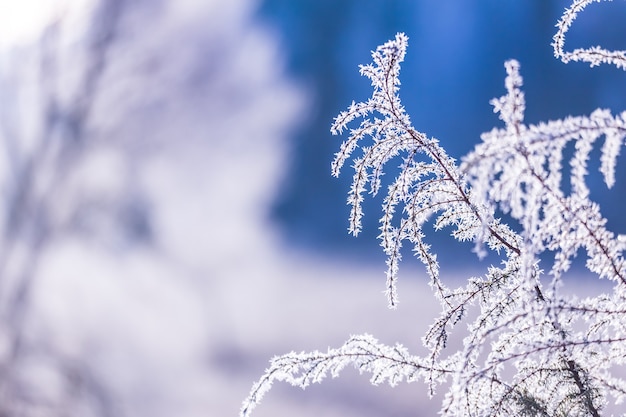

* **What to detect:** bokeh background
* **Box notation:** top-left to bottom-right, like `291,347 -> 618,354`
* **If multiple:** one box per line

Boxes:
0,0 -> 625,416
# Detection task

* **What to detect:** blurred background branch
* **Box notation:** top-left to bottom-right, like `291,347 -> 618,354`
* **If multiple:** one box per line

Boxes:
0,0 -> 307,415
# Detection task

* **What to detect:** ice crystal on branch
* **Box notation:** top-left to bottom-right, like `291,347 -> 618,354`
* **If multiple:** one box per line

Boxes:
554,0 -> 626,70
331,33 -> 519,308
243,2 -> 626,416
462,61 -> 626,283
240,334 -> 438,417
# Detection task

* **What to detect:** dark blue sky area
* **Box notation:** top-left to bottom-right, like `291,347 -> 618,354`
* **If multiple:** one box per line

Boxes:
259,0 -> 626,266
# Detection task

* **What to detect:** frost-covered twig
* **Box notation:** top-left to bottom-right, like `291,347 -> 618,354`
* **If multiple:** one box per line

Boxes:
240,334 -> 445,417
553,0 -> 626,70
331,33 -> 520,309
243,2 -> 626,415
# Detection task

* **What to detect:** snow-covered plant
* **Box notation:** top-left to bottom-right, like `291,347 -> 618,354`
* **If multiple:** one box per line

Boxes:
242,1 -> 626,416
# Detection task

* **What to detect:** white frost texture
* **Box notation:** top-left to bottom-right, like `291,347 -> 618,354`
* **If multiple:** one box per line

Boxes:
243,2 -> 626,417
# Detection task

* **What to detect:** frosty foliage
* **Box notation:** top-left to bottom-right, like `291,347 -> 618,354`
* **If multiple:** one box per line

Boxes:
553,0 -> 626,70
242,2 -> 626,416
